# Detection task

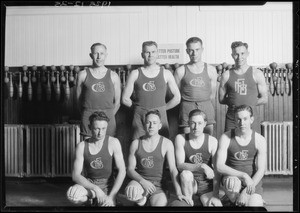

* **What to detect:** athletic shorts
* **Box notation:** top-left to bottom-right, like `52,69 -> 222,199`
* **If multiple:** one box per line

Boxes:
87,178 -> 113,195
179,100 -> 216,127
132,105 -> 169,140
81,108 -> 116,137
225,105 -> 260,133
194,175 -> 213,197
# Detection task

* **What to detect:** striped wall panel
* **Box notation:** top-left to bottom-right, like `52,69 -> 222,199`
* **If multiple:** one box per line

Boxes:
5,4 -> 292,67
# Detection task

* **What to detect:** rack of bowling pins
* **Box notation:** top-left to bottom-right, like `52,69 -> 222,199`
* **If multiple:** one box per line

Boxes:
4,65 -> 80,102
4,62 -> 293,102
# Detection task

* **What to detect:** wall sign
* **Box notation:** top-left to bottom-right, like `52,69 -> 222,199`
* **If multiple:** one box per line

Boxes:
157,44 -> 185,64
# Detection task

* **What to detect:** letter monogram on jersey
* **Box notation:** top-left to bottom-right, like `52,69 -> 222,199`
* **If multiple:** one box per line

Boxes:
189,153 -> 203,164
90,157 -> 104,169
91,82 -> 105,92
190,77 -> 205,87
142,81 -> 156,92
235,79 -> 247,95
141,156 -> 154,168
234,150 -> 249,160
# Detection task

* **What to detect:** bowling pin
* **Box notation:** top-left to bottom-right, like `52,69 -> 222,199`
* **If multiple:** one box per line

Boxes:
18,72 -> 23,98
28,71 -> 32,101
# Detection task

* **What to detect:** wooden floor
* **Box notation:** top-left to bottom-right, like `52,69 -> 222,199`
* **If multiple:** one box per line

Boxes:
3,176 -> 294,211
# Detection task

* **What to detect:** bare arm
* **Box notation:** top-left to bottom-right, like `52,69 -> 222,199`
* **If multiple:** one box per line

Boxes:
121,69 -> 138,108
164,69 -> 181,110
209,136 -> 221,197
254,68 -> 268,106
218,71 -> 229,105
164,139 -> 183,197
111,71 -> 121,115
173,65 -> 185,89
107,138 -> 126,199
207,65 -> 218,107
75,70 -> 87,111
251,133 -> 267,186
126,139 -> 146,183
174,134 -> 202,172
72,142 -> 104,195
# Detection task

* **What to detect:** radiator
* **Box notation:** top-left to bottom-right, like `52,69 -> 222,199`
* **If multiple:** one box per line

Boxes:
24,124 -> 80,177
25,125 -> 52,177
261,121 -> 293,175
51,125 -> 80,177
4,125 -> 24,177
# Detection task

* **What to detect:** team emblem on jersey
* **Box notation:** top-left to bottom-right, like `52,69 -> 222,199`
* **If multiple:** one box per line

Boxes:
189,153 -> 203,164
235,79 -> 247,95
234,150 -> 249,160
90,157 -> 104,169
142,81 -> 156,91
141,156 -> 154,168
190,77 -> 205,87
91,82 -> 105,92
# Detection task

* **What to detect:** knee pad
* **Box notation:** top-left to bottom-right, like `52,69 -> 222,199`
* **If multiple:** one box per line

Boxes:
180,170 -> 194,183
223,176 -> 241,193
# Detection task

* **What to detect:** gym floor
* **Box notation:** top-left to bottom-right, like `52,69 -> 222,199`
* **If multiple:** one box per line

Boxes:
3,176 -> 294,211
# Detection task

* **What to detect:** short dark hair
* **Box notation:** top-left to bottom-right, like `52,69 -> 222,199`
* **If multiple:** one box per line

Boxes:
89,111 -> 110,124
231,41 -> 248,50
186,37 -> 203,47
142,41 -> 158,51
188,109 -> 207,122
235,104 -> 253,117
145,109 -> 161,120
90,43 -> 107,52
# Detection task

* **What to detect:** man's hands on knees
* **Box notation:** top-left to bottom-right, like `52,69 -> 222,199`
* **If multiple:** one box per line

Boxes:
139,179 -> 156,195
235,189 -> 249,206
92,186 -> 107,205
201,164 -> 214,179
177,194 -> 194,206
241,173 -> 255,195
101,195 -> 116,206
208,196 -> 223,207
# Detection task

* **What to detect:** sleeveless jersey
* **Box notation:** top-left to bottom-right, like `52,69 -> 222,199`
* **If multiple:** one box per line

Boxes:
184,134 -> 212,180
82,68 -> 115,110
134,67 -> 166,108
83,135 -> 113,179
181,63 -> 211,102
226,129 -> 257,177
135,136 -> 165,182
224,67 -> 258,107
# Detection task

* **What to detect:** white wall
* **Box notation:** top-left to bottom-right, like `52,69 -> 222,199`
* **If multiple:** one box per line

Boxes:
5,2 -> 293,67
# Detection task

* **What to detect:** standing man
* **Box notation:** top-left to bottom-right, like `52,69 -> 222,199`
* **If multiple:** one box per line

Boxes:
215,105 -> 267,206
122,41 -> 181,140
174,37 -> 218,136
124,110 -> 192,206
218,41 -> 268,133
76,43 -> 121,138
173,109 -> 222,206
66,111 -> 126,206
